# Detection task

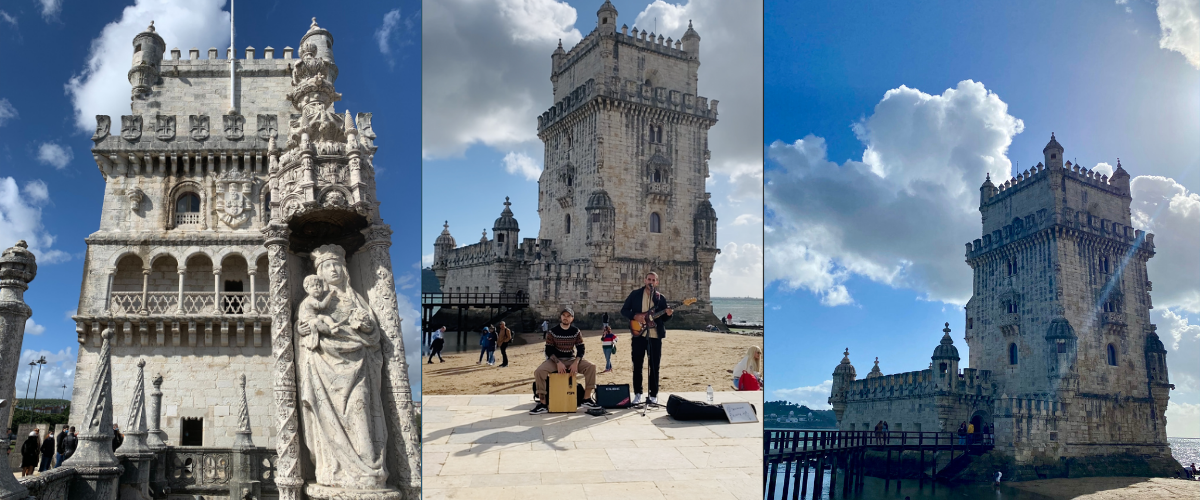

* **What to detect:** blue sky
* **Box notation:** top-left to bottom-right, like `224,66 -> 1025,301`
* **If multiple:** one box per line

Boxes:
764,0 -> 1200,438
0,0 -> 424,399
421,0 -> 764,298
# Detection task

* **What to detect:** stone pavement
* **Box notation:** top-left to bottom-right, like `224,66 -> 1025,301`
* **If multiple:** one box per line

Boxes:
423,391 -> 763,499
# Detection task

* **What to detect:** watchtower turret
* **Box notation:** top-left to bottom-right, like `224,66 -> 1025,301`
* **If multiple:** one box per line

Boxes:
597,0 -> 618,35
299,18 -> 338,83
681,20 -> 700,60
129,22 -> 166,99
931,323 -> 960,388
492,198 -> 520,258
1043,133 -> 1064,170
828,348 -> 856,423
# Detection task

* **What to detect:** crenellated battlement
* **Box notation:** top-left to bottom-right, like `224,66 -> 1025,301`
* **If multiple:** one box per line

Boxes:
537,78 -> 717,131
842,367 -> 995,402
983,161 -> 1127,206
964,204 -> 1155,260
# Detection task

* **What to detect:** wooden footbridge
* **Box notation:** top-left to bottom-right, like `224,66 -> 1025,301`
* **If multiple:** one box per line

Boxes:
421,292 -> 528,350
763,429 -> 995,499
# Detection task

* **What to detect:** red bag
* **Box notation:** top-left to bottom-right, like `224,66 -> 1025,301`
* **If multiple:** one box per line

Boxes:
738,372 -> 760,391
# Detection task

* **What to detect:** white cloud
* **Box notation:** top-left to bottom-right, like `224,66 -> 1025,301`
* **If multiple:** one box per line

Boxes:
421,0 -> 582,157
711,242 -> 763,298
1157,308 -> 1200,350
394,286 -> 423,399
766,80 -> 1024,306
39,0 -> 62,20
0,98 -> 16,126
25,318 -> 45,336
772,379 -> 833,409
375,8 -> 419,70
0,178 -> 68,263
732,214 -> 762,226
16,348 -> 76,400
502,151 -> 542,181
0,10 -> 16,28
1166,401 -> 1200,438
422,252 -> 434,268
1092,161 -> 1114,177
37,142 -> 73,170
1131,175 -> 1200,313
1157,0 -> 1200,68
65,0 -> 230,134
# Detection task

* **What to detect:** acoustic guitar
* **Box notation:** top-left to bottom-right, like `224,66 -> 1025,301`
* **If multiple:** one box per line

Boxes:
630,297 -> 697,337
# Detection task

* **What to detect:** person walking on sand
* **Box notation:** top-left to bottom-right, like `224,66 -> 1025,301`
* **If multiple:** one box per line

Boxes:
428,327 -> 446,363
476,326 -> 491,365
485,326 -> 499,366
601,326 -> 617,373
497,321 -> 513,367
529,307 -> 601,415
541,320 -> 549,334
20,430 -> 39,476
620,272 -> 674,406
733,345 -> 763,390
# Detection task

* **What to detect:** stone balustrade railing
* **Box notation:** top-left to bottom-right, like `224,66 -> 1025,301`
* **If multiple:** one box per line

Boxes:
18,467 -> 77,500
108,291 -> 267,316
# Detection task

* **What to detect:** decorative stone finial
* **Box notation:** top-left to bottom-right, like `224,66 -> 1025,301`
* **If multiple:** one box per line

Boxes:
148,21 -> 155,32
311,17 -> 319,29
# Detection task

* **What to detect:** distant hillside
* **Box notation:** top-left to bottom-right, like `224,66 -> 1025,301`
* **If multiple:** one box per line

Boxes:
764,400 -> 838,429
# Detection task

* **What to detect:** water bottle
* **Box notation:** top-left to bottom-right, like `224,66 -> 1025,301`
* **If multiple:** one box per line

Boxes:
706,385 -> 714,403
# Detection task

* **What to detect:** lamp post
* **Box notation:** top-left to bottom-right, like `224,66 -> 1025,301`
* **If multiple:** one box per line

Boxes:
30,356 -> 47,423
24,360 -> 35,418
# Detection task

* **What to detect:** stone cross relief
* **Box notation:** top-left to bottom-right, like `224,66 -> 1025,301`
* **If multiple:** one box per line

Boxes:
190,115 -> 210,141
294,244 -> 391,490
257,114 -> 278,141
121,115 -> 143,141
224,115 -> 246,141
155,114 -> 176,141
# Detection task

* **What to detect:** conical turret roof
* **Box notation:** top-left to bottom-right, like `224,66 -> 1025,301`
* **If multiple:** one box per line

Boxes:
435,221 -> 456,248
931,323 -> 960,361
493,197 -> 519,231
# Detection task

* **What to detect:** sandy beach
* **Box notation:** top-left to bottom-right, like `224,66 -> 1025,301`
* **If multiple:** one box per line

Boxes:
422,329 -> 764,396
1007,477 -> 1199,499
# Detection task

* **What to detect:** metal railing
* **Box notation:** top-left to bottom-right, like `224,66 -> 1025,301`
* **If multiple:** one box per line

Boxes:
765,429 -> 995,456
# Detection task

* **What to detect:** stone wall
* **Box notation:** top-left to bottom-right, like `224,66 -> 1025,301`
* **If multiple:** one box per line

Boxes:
70,344 -> 275,449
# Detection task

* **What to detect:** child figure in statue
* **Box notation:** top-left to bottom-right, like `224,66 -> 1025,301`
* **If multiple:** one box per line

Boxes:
299,274 -> 341,350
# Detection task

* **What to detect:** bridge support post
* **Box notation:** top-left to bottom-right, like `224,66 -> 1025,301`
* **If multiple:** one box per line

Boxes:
799,456 -> 809,499
780,458 -> 792,499
884,448 -> 891,491
812,455 -> 824,498
766,461 -> 777,500
828,454 -> 837,497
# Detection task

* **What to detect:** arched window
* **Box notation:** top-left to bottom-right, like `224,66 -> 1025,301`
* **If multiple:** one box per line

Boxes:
650,212 -> 662,233
175,193 -> 201,226
565,214 -> 571,234
1008,343 -> 1018,365
1006,259 -> 1017,276
1006,302 -> 1018,314
1100,256 -> 1110,274
656,126 -> 663,143
1107,344 -> 1117,366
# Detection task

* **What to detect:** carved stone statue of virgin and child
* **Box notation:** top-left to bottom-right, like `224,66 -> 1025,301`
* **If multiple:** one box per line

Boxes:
295,244 -> 392,493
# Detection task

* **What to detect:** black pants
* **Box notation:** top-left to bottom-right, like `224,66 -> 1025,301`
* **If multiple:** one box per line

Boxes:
428,338 -> 444,362
499,342 -> 510,366
631,336 -> 662,397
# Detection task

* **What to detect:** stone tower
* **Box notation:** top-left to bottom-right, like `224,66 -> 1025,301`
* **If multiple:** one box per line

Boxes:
530,1 -> 722,324
964,134 -> 1178,471
70,18 -> 419,500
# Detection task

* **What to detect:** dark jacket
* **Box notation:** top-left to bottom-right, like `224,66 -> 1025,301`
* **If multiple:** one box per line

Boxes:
56,430 -> 67,454
620,287 -> 672,338
62,433 -> 78,459
40,435 -> 55,457
21,436 -> 39,467
112,431 -> 124,451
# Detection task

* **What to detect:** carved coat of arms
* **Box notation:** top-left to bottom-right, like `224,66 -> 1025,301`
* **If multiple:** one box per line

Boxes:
224,115 -> 245,141
121,115 -> 143,141
93,115 -> 111,141
155,114 -> 175,141
257,114 -> 278,141
190,115 -> 210,141
215,171 -> 253,228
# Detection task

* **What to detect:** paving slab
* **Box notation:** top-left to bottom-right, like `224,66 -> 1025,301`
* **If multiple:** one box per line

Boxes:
424,391 -> 763,497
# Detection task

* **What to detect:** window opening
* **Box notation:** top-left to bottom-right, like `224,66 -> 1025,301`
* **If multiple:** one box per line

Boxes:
181,418 -> 203,446
565,214 -> 571,234
175,193 -> 201,226
1009,343 -> 1018,365
1107,344 -> 1117,366
650,212 -> 662,233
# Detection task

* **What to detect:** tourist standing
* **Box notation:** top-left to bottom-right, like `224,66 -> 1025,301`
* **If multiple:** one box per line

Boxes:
112,424 -> 124,451
873,421 -> 883,444
497,321 -> 513,367
620,272 -> 673,405
726,312 -> 733,325
20,430 -> 39,476
967,421 -> 976,444
476,326 -> 491,365
882,421 -> 890,443
428,327 -> 446,363
601,326 -> 617,373
38,429 -> 55,472
541,320 -> 549,334
55,426 -> 67,467
485,327 -> 498,365
62,427 -> 78,462
601,312 -> 610,329
957,422 -> 967,445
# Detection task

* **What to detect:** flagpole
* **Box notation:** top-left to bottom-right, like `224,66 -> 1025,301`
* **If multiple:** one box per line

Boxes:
229,0 -> 236,114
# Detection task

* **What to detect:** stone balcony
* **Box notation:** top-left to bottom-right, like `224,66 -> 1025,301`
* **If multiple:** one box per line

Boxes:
998,313 -> 1020,336
108,291 -> 269,315
645,182 -> 672,203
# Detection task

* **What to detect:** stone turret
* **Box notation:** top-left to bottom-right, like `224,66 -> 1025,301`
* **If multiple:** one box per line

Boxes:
1110,158 -> 1131,195
0,241 -> 36,500
492,198 -> 520,258
1043,133 -> 1064,170
979,172 -> 996,206
433,221 -> 455,290
129,22 -> 165,99
828,348 -> 856,423
596,0 -> 618,34
931,323 -> 959,386
866,357 -> 882,379
681,20 -> 700,60
299,17 -> 337,82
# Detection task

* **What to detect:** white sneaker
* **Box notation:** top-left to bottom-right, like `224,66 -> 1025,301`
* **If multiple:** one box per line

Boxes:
632,393 -> 643,405
648,396 -> 658,405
